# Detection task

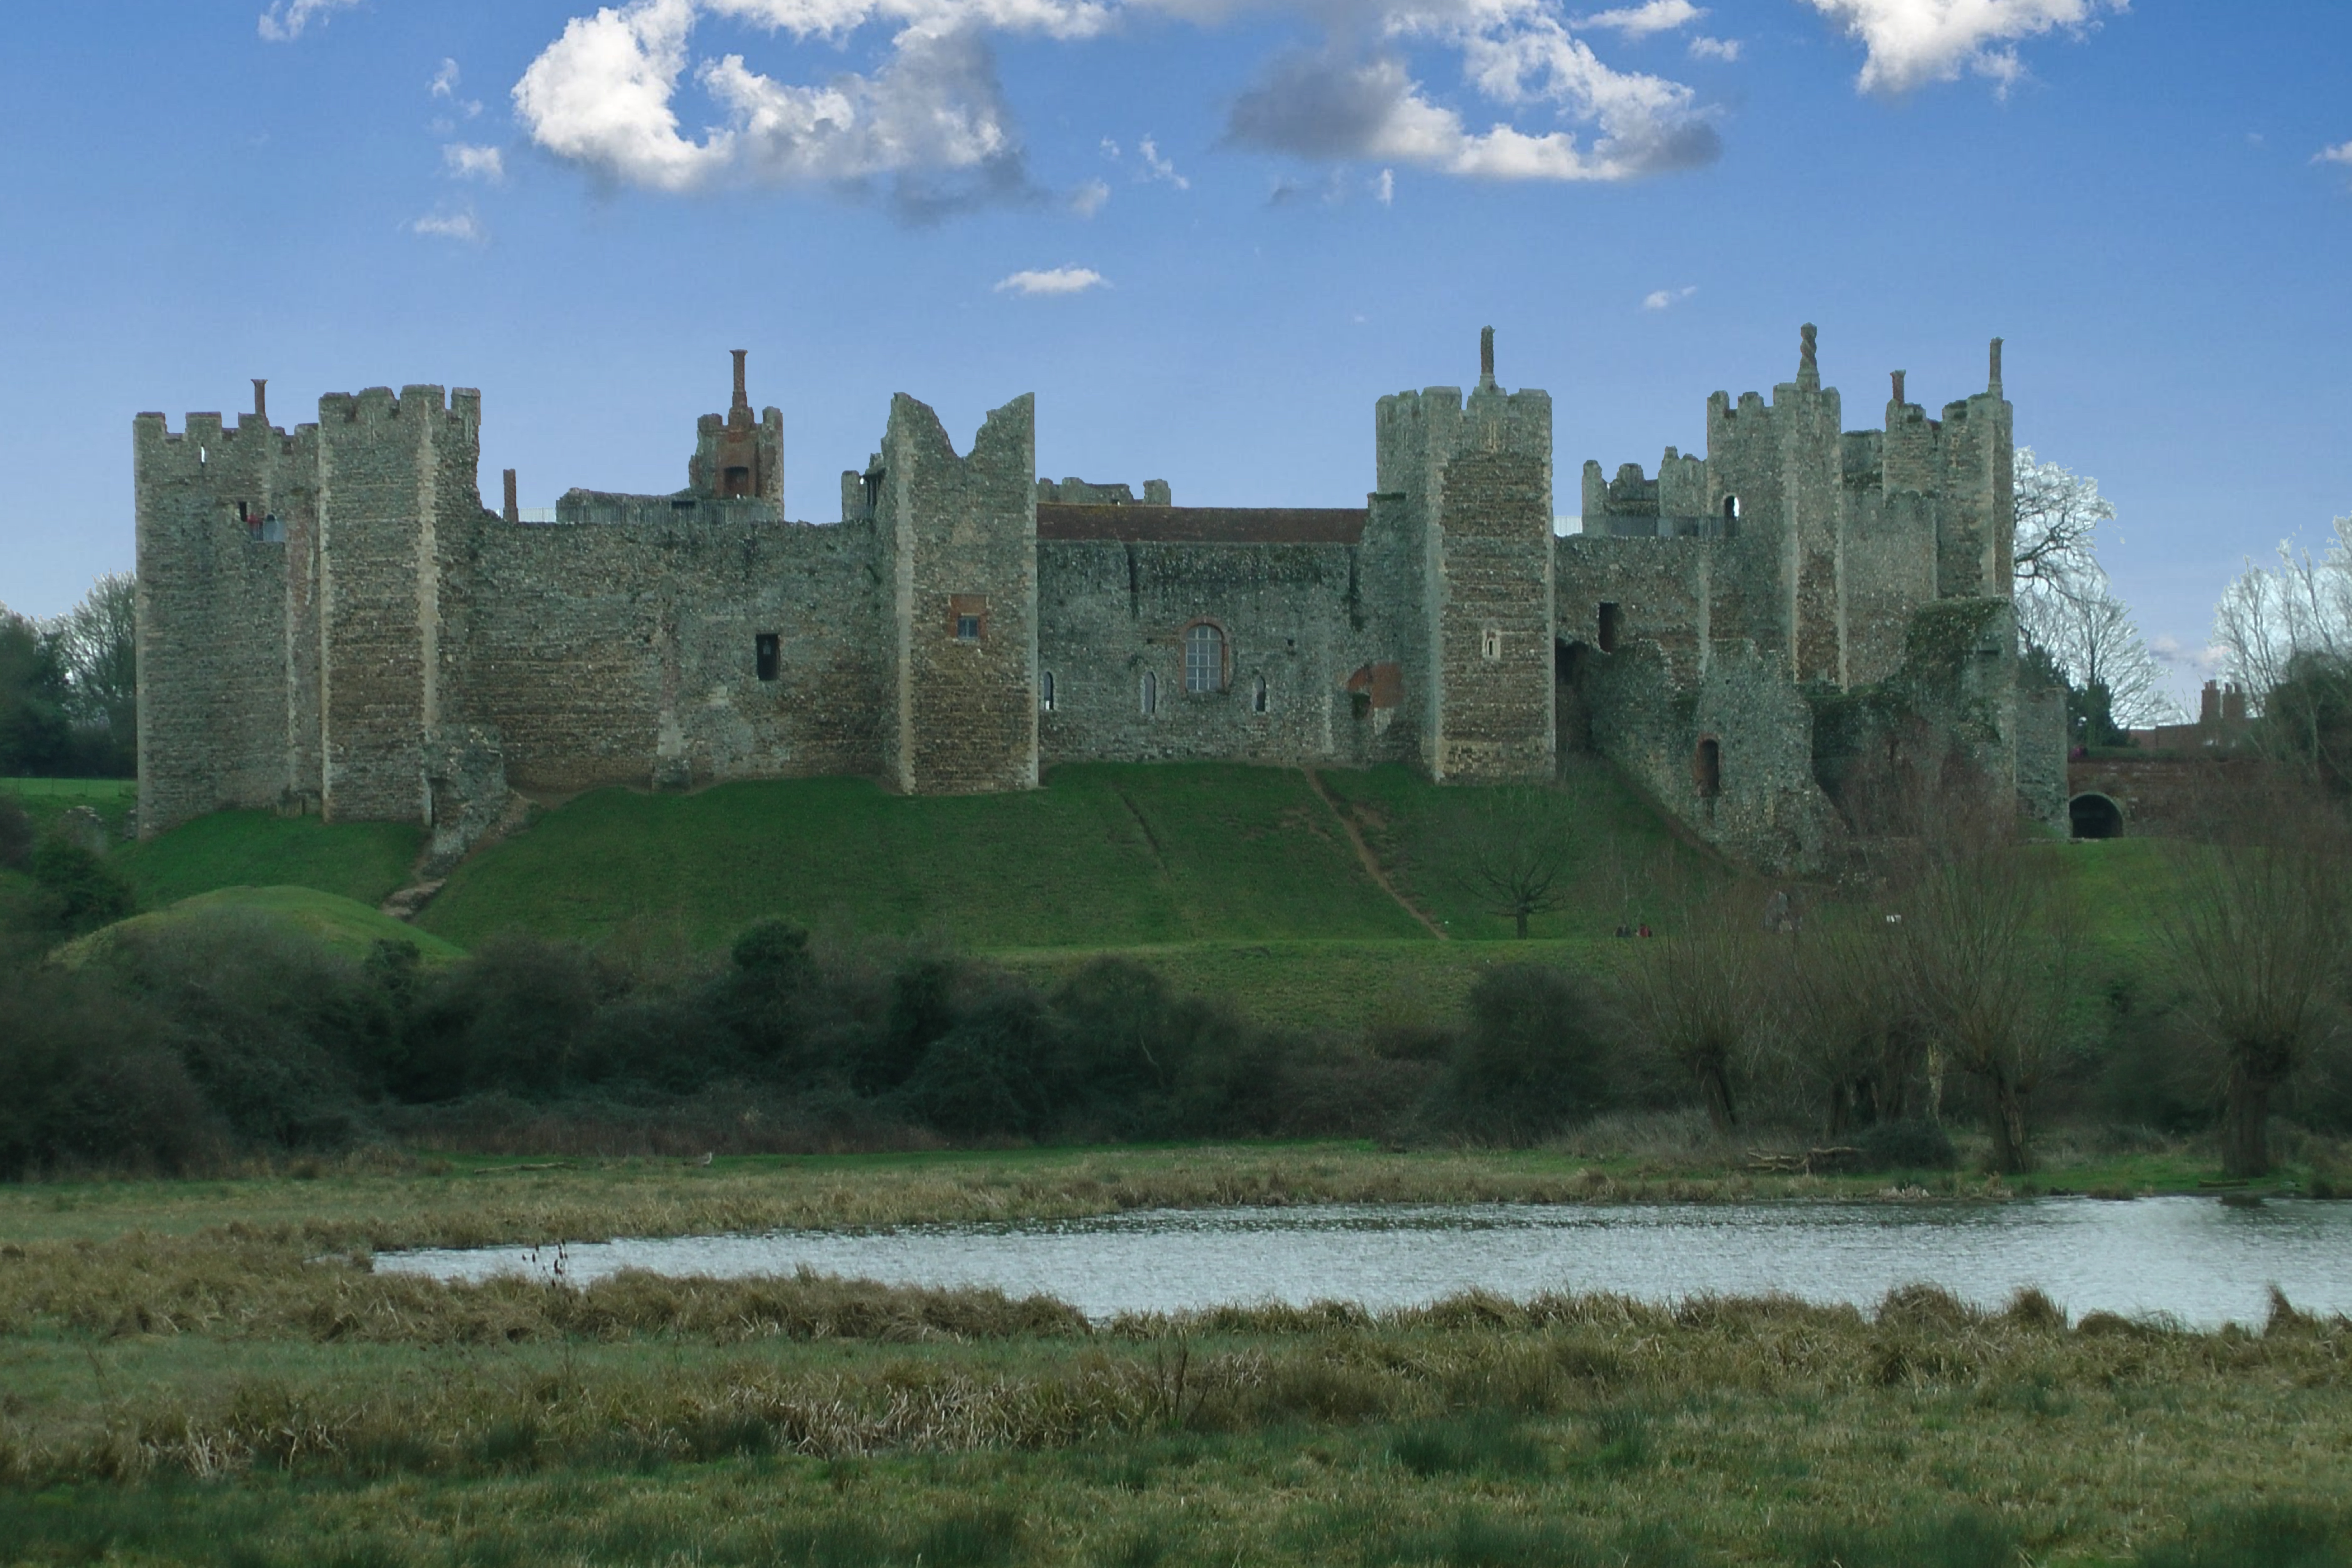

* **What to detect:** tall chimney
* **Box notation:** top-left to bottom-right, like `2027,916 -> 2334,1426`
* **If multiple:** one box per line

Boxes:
1479,326 -> 1495,385
1989,336 -> 2004,395
1890,369 -> 1906,406
502,468 -> 519,524
252,379 -> 268,423
731,348 -> 749,412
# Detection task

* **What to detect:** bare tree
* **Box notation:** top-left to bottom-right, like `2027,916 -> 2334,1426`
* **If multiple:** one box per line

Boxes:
2159,793 -> 2350,1178
1618,905 -> 1758,1133
1895,840 -> 2084,1173
55,572 -> 137,751
2214,515 -> 2352,787
1767,915 -> 1919,1136
2012,451 -> 2180,732
1452,789 -> 1574,939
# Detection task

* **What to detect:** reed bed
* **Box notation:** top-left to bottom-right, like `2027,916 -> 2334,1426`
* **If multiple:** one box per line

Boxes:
0,1142 -> 2033,1253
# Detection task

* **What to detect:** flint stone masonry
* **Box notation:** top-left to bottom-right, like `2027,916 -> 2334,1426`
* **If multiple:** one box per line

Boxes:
136,332 -> 2061,874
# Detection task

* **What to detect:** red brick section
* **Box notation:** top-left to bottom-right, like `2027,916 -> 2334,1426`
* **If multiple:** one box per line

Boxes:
1037,503 -> 1366,544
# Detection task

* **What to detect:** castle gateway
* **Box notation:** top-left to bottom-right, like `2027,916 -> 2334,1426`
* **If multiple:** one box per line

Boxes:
134,329 -> 2065,873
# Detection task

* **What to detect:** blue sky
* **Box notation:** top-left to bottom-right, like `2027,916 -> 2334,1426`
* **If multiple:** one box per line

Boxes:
3,0 -> 2347,705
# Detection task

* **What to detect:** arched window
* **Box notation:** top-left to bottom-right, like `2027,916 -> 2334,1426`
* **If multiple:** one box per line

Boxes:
1253,675 -> 1268,713
1141,671 -> 1157,715
1184,623 -> 1225,693
1041,670 -> 1056,712
1721,495 -> 1740,529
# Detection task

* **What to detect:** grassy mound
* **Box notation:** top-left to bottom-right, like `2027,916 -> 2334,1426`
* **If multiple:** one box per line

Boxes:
56,885 -> 464,967
418,765 -> 1453,951
113,810 -> 421,910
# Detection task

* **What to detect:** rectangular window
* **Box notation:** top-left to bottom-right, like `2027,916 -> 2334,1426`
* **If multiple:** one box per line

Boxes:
1597,602 -> 1620,653
950,594 -> 987,642
755,633 -> 780,681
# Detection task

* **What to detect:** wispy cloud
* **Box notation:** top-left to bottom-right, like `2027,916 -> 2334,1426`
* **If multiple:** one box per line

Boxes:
442,144 -> 506,181
1138,135 -> 1189,190
411,209 -> 485,244
994,265 -> 1106,295
1580,1 -> 1706,40
1642,284 -> 1697,310
1799,0 -> 2126,95
257,0 -> 360,42
1687,35 -> 1739,62
1071,176 -> 1110,215
1372,167 -> 1394,204
2316,140 -> 2352,166
2148,633 -> 2225,676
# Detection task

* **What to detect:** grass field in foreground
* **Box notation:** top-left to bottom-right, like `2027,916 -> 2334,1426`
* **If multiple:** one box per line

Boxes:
0,1208 -> 2345,1567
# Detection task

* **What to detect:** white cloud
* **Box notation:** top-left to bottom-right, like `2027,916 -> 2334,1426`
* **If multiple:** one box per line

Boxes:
513,0 -> 1041,210
1579,1 -> 1704,40
1229,39 -> 1716,182
258,0 -> 360,41
1138,135 -> 1190,189
994,265 -> 1106,294
1686,34 -> 1738,61
1071,176 -> 1111,214
431,59 -> 462,98
514,0 -> 1721,206
2148,634 -> 2225,676
2315,140 -> 2352,166
1799,0 -> 2126,95
442,143 -> 506,180
411,209 -> 485,243
1372,166 -> 1394,203
1641,283 -> 1696,309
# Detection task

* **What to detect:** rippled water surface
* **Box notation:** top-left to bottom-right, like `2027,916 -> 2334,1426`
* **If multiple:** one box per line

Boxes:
378,1199 -> 2352,1328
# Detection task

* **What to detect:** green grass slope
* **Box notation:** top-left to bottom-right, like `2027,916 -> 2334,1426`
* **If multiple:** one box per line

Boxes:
57,885 -> 465,967
112,811 -> 422,911
419,764 -> 1435,951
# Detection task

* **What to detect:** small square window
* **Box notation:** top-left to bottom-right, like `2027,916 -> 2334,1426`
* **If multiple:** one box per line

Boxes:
950,594 -> 987,642
755,633 -> 780,681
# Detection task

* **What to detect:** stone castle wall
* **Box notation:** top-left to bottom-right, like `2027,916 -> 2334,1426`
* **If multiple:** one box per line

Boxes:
134,332 -> 2059,877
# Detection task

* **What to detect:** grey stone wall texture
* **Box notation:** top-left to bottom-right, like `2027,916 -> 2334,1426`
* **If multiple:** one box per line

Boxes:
135,331 -> 2063,874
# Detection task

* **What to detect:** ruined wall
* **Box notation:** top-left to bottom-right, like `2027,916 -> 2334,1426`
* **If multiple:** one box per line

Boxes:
459,515 -> 886,794
1036,526 -> 1391,769
875,394 -> 1039,794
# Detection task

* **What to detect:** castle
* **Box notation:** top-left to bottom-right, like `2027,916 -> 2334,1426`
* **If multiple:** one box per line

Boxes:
134,328 -> 2065,874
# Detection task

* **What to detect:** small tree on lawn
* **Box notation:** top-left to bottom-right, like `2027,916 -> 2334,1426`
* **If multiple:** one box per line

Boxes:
2159,790 -> 2350,1178
1452,788 -> 1575,939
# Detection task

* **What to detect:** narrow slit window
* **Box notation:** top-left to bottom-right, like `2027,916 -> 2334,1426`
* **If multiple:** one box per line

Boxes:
1481,628 -> 1503,661
1041,671 -> 1056,712
1141,671 -> 1157,715
1695,737 -> 1722,798
1252,675 -> 1269,714
1597,602 -> 1620,653
755,633 -> 780,681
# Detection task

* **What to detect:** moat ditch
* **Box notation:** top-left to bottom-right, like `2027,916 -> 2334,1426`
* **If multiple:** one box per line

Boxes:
375,1197 -> 2352,1329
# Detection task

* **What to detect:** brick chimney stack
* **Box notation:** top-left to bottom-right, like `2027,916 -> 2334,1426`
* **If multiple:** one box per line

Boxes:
1479,326 -> 1495,385
731,349 -> 749,413
502,468 -> 519,524
252,379 -> 268,423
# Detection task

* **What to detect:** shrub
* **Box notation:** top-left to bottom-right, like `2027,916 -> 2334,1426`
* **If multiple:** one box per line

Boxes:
27,834 -> 134,936
1443,964 -> 1618,1142
0,966 -> 215,1176
0,794 -> 32,870
404,934 -> 613,1099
